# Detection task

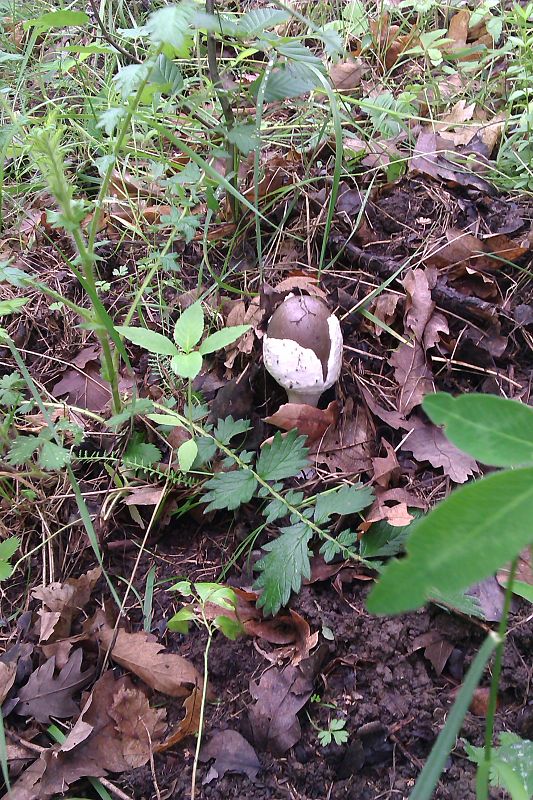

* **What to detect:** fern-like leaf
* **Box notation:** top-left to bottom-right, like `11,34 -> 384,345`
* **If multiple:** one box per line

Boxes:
254,522 -> 313,615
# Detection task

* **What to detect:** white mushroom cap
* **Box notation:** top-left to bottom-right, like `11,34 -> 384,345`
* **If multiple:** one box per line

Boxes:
263,295 -> 343,406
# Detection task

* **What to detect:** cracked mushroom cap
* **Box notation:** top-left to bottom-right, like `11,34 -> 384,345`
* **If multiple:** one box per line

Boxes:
263,294 -> 343,406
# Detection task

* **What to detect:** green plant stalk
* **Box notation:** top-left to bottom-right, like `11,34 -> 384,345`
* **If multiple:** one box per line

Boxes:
476,556 -> 519,800
190,614 -> 213,800
0,708 -> 10,794
254,53 -> 277,272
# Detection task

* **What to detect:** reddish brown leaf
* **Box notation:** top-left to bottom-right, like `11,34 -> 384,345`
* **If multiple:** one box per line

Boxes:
372,439 -> 400,488
404,416 -> 479,484
308,397 -> 373,474
329,58 -> 363,90
155,687 -> 203,751
33,567 -> 102,643
410,130 -> 494,193
264,400 -> 339,443
412,631 -> 454,676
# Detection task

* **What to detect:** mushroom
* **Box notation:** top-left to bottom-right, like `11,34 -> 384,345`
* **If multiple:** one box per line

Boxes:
262,294 -> 343,407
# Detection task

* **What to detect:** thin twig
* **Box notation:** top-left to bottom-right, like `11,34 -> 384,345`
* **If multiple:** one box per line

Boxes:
87,0 -> 142,63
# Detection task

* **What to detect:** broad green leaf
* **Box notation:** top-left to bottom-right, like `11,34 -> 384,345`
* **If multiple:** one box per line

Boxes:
254,523 -> 313,616
509,580 -> 533,604
275,41 -> 323,65
236,7 -> 290,36
227,124 -> 260,155
177,438 -> 198,472
116,326 -> 178,357
24,10 -> 89,30
106,398 -> 154,428
367,468 -> 533,615
214,615 -> 243,640
359,512 -> 422,559
342,0 -> 367,36
198,325 -> 251,355
96,107 -> 126,137
213,416 -> 251,445
314,484 -> 374,524
143,2 -> 196,53
167,607 -> 196,633
263,62 -> 320,102
170,580 -> 192,595
256,429 -> 309,481
173,301 -> 204,352
423,393 -> 533,467
195,583 -> 236,609
0,536 -> 20,561
0,298 -> 29,316
203,469 -> 258,511
150,53 -> 184,97
7,436 -> 40,465
113,63 -> 151,101
38,441 -> 71,470
170,351 -> 203,379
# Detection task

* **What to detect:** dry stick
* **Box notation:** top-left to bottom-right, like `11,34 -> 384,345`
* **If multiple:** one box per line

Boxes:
87,0 -> 142,63
205,0 -> 238,221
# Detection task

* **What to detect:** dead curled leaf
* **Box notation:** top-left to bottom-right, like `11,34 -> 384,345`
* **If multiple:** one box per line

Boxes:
7,671 -> 166,800
52,347 -> 133,412
33,567 -> 102,644
403,416 -> 479,484
155,686 -> 203,751
410,130 -> 495,194
200,729 -> 260,784
426,228 -> 528,276
308,397 -> 373,474
411,631 -> 454,676
329,58 -> 363,91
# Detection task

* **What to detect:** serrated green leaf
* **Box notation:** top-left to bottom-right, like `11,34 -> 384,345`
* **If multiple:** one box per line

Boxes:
359,515 -> 420,559
116,325 -> 178,356
466,733 -> 533,797
236,7 -> 290,36
113,62 -> 151,101
367,468 -> 533,615
96,107 -> 126,136
423,393 -> 533,468
7,436 -> 40,465
320,530 -> 358,562
123,439 -> 161,467
106,398 -> 154,428
263,490 -> 304,524
177,438 -> 198,472
430,587 -> 485,619
199,325 -> 251,355
254,523 -> 313,616
263,62 -> 320,102
173,301 -> 204,351
150,53 -> 184,96
24,10 -> 89,30
203,469 -> 258,512
213,416 -> 251,445
275,41 -> 323,64
0,536 -> 20,562
0,562 -> 14,580
170,351 -> 203,379
38,441 -> 71,470
143,2 -> 196,53
256,429 -> 308,481
0,297 -> 29,316
226,124 -> 260,155
314,484 -> 374,524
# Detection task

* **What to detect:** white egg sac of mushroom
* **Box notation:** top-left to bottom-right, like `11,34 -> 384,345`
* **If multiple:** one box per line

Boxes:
262,294 -> 343,407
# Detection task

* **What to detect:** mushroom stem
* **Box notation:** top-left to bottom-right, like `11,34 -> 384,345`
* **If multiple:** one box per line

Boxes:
286,388 -> 323,407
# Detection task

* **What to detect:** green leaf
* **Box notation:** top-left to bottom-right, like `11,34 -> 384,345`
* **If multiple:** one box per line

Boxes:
203,470 -> 258,512
263,62 -> 320,102
38,441 -> 71,470
113,62 -> 151,101
254,523 -> 313,616
106,398 -> 154,428
359,515 -> 419,559
96,107 -> 126,137
256,429 -> 309,481
213,416 -> 251,445
24,10 -> 89,31
7,436 -> 40,465
236,7 -> 290,35
0,536 -> 20,562
314,484 -> 374,524
167,606 -> 197,633
367,468 -> 533,615
147,412 -> 186,427
0,562 -> 14,580
423,393 -> 533,467
213,615 -> 243,640
0,298 -> 29,316
173,301 -> 204,352
509,580 -> 533,604
150,53 -> 184,97
116,326 -> 178,357
123,438 -> 161,467
263,490 -> 304,524
195,583 -> 237,609
143,2 -> 196,54
170,580 -> 192,595
342,0 -> 367,36
430,587 -> 485,619
320,530 -> 358,563
466,733 -> 533,798
177,439 -> 198,472
199,325 -> 251,355
226,124 -> 260,155
170,351 -> 203,379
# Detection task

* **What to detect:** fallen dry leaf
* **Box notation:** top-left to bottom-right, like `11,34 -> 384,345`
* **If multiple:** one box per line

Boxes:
7,671 -> 166,800
264,400 -> 338,443
426,228 -> 528,276
410,130 -> 495,194
308,397 -> 374,474
364,487 -> 424,527
224,297 -> 264,369
411,631 -> 454,676
247,647 -> 327,755
389,269 -> 448,415
156,686 -> 203,751
91,616 -> 201,697
0,643 -> 34,715
0,661 -> 17,705
200,729 -> 260,783
404,416 -> 479,484
329,58 -> 363,91
371,439 -> 400,488
33,567 -> 102,644
15,649 -> 93,724
52,347 -> 133,413
497,548 -> 533,596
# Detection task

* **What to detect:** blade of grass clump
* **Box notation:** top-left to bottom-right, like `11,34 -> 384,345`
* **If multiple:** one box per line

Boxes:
143,565 -> 156,632
409,632 -> 499,800
0,708 -> 10,794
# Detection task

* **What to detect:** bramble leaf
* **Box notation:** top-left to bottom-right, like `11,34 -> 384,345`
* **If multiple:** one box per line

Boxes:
256,429 -> 308,481
203,469 -> 258,511
254,523 -> 313,615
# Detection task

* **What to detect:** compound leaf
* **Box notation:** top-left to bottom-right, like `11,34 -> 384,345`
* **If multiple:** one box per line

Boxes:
254,523 -> 313,615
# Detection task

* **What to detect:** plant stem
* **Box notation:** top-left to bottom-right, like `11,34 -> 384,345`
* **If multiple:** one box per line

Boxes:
205,0 -> 239,221
190,620 -> 213,799
476,556 -> 519,800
